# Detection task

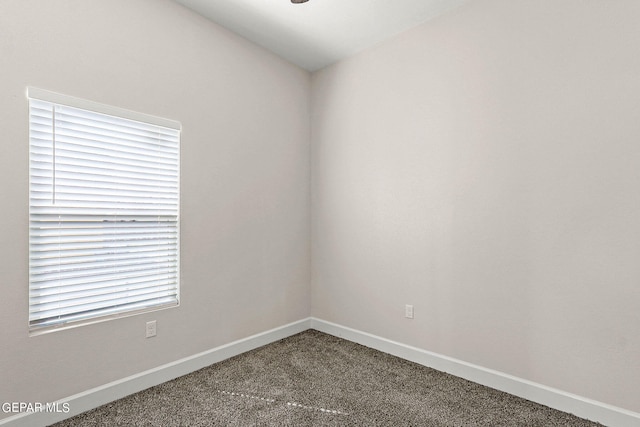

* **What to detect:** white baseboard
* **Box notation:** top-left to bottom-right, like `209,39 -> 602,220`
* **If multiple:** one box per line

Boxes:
309,318 -> 640,427
0,318 -> 312,427
3,317 -> 638,427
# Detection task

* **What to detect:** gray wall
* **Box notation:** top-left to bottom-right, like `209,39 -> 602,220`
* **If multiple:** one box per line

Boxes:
311,0 -> 640,413
0,0 -> 310,414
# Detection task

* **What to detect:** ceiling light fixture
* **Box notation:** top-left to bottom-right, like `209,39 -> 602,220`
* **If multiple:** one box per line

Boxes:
291,0 -> 309,3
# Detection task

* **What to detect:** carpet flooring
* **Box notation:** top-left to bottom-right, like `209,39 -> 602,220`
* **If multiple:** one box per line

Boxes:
51,330 -> 603,426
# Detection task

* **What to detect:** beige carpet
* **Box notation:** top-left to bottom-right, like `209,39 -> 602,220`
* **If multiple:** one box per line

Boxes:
51,330 -> 602,426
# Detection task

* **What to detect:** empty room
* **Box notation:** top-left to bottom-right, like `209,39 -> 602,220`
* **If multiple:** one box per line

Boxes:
1,0 -> 639,426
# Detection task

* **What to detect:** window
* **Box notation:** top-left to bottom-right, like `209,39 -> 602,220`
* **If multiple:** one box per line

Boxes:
28,87 -> 180,333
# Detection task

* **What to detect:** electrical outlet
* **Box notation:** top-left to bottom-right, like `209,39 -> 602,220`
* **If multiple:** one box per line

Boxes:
405,304 -> 414,319
146,320 -> 157,338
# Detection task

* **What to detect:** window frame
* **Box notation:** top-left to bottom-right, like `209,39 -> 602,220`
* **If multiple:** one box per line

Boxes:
27,87 -> 181,335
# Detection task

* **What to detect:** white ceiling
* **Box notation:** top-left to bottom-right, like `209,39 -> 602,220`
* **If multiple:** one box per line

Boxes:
174,0 -> 471,71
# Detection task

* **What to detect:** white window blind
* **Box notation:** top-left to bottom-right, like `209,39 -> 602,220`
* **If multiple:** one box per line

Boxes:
28,88 -> 180,333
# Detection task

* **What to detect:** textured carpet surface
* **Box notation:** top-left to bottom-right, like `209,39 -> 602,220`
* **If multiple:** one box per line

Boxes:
52,330 -> 603,426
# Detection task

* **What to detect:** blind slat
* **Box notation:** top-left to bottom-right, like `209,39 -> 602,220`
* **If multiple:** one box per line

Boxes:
30,297 -> 178,328
30,290 -> 178,320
